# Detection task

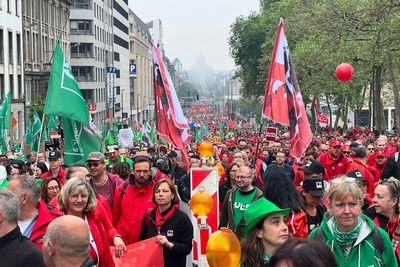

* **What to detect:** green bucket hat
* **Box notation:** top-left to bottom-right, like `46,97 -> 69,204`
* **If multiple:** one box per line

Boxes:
243,198 -> 291,236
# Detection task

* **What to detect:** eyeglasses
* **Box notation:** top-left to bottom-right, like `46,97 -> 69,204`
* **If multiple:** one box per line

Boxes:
87,162 -> 101,167
236,176 -> 251,180
343,151 -> 351,155
48,186 -> 60,191
368,148 -> 375,151
321,149 -> 328,153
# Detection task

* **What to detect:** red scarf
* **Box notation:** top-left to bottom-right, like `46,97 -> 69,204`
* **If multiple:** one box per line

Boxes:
156,206 -> 176,233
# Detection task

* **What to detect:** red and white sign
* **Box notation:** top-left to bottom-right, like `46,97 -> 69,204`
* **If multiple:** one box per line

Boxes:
50,131 -> 61,139
190,168 -> 219,263
317,113 -> 329,128
265,127 -> 278,142
88,103 -> 97,113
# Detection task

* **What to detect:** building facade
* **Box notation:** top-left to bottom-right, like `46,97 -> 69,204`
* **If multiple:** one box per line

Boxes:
23,0 -> 71,113
129,10 -> 153,124
1,0 -> 24,141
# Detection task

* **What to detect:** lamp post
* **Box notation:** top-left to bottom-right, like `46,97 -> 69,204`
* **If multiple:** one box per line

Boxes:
121,89 -> 125,124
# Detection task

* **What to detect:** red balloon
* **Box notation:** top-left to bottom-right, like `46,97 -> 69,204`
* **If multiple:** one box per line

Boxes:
336,63 -> 354,82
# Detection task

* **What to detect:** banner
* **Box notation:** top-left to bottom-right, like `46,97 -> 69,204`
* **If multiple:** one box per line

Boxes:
265,127 -> 278,142
118,128 -> 134,148
110,237 -> 164,267
317,113 -> 329,128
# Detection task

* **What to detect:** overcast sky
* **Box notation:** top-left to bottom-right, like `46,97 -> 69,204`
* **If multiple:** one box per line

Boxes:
130,0 -> 260,71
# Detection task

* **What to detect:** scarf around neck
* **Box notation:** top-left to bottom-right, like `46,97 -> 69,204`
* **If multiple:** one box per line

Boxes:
332,216 -> 362,247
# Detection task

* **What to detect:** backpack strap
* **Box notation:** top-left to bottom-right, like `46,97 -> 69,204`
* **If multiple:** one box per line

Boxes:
144,208 -> 152,228
120,181 -> 129,202
371,228 -> 384,259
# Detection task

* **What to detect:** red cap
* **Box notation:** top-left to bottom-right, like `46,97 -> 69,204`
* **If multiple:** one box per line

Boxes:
341,144 -> 351,152
376,151 -> 386,157
330,140 -> 342,147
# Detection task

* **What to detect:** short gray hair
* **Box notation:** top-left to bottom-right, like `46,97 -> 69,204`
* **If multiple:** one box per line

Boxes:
0,188 -> 19,224
9,175 -> 40,205
57,177 -> 97,212
354,146 -> 368,159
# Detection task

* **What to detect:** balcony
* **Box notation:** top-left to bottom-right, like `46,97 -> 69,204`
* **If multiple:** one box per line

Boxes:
75,75 -> 93,82
71,51 -> 94,58
71,2 -> 92,9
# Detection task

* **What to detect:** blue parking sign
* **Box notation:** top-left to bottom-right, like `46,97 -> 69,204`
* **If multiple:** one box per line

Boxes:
130,64 -> 137,77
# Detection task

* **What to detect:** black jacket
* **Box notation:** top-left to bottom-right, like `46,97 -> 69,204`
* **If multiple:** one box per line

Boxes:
381,152 -> 400,180
0,226 -> 45,267
139,206 -> 193,267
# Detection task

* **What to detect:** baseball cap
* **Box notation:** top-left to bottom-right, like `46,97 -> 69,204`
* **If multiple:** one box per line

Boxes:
329,140 -> 342,148
347,170 -> 366,186
376,151 -> 386,158
86,152 -> 105,162
48,151 -> 61,160
302,178 -> 325,197
341,144 -> 351,152
243,198 -> 291,236
301,160 -> 325,175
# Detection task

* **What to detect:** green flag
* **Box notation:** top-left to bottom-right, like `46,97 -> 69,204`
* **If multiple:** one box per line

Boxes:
219,121 -> 224,140
105,130 -> 115,145
25,119 -> 32,145
134,129 -> 143,142
41,128 -> 50,142
148,121 -> 156,145
31,110 -> 42,152
62,117 -> 101,165
44,42 -> 89,126
47,114 -> 59,131
195,127 -> 203,142
201,123 -> 210,136
0,90 -> 12,129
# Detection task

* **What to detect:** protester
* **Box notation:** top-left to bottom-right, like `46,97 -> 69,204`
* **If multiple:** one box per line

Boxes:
346,170 -> 372,212
294,159 -> 325,186
7,174 -> 62,248
265,151 -> 295,181
57,177 -> 121,267
300,178 -> 327,232
31,162 -> 49,179
86,152 -> 124,209
65,164 -> 91,181
318,140 -> 350,181
220,166 -> 264,238
219,162 -> 239,204
370,151 -> 387,182
111,162 -> 130,180
0,188 -> 45,266
40,178 -> 61,203
139,178 -> 193,267
240,198 -> 290,267
269,238 -> 338,267
113,155 -> 156,244
263,167 -> 308,238
309,177 -> 398,266
41,151 -> 66,185
381,151 -> 400,180
42,215 -> 94,267
105,145 -> 133,170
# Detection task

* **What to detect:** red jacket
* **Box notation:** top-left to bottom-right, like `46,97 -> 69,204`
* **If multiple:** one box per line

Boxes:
347,158 -> 376,197
41,168 -> 66,185
112,181 -> 156,245
318,152 -> 349,181
386,144 -> 398,157
86,210 -> 115,267
286,210 -> 308,238
31,200 -> 63,249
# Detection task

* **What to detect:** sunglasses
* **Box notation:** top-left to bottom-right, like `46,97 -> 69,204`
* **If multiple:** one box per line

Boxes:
368,148 -> 375,151
320,149 -> 328,153
87,162 -> 101,167
343,151 -> 351,155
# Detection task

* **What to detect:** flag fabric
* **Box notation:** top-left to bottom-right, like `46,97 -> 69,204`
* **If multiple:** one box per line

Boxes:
219,121 -> 225,140
0,90 -> 12,129
134,129 -> 143,143
62,117 -> 101,165
44,42 -> 89,126
25,118 -> 32,145
195,127 -> 203,142
152,44 -> 191,165
47,114 -> 59,131
312,97 -> 320,114
106,130 -> 116,145
148,121 -> 156,145
261,19 -> 312,159
31,110 -> 42,152
201,123 -> 210,136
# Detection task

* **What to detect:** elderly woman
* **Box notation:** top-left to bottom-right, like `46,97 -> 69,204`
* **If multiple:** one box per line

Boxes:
240,198 -> 291,267
139,178 -> 193,267
58,178 -> 123,267
365,177 -> 400,261
310,177 -> 398,267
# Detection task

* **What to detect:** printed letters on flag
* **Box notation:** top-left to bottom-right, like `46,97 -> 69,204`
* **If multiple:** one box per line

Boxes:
152,44 -> 191,165
261,19 -> 312,159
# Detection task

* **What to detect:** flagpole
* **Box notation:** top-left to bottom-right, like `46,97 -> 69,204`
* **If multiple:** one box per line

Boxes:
152,43 -> 159,154
253,118 -> 264,165
35,112 -> 46,168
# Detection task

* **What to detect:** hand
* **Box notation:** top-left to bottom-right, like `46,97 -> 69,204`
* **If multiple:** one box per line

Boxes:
114,236 -> 126,257
156,235 -> 174,249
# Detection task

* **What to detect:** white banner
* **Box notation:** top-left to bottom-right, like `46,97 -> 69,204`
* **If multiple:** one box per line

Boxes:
118,128 -> 134,148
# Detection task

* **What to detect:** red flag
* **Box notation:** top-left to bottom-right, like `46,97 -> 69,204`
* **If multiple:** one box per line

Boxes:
262,19 -> 312,159
152,44 -> 191,165
313,97 -> 320,114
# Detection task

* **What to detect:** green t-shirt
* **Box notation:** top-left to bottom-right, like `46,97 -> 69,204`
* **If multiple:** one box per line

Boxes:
233,188 -> 256,227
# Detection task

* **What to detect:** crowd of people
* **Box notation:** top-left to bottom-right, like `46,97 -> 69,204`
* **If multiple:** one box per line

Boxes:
0,126 -> 400,266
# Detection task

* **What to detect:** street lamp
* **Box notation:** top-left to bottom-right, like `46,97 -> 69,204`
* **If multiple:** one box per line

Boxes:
121,89 -> 125,124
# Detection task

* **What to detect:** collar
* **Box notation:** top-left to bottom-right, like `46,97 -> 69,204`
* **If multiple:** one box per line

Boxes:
0,227 -> 21,248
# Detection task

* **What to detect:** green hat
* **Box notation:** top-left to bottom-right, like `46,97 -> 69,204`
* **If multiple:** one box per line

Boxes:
243,198 -> 291,236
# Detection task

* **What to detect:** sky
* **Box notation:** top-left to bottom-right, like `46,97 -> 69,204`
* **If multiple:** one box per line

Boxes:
130,0 -> 260,71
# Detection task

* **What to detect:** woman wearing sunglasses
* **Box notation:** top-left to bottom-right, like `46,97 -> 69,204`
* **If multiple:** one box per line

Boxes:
310,177 -> 397,267
365,177 -> 400,262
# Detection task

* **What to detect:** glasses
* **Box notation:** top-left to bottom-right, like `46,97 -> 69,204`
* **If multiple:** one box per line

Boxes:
236,176 -> 251,180
48,186 -> 60,191
87,162 -> 101,167
343,151 -> 351,155
368,148 -> 375,151
321,149 -> 328,153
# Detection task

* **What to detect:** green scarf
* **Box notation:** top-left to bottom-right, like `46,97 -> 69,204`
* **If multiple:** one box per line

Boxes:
332,216 -> 362,247
261,252 -> 272,264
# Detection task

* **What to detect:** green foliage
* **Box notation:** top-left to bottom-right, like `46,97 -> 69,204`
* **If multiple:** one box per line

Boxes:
229,0 -> 400,118
177,81 -> 198,98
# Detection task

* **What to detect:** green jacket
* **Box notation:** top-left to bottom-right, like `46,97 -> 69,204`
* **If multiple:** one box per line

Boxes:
219,187 -> 264,238
309,214 -> 398,267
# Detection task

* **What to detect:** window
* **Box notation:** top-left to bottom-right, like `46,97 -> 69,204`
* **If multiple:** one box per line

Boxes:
70,20 -> 92,35
15,0 -> 18,16
16,33 -> 21,65
7,0 -> 10,13
9,75 -> 13,93
0,29 -> 3,63
17,75 -> 21,98
8,31 -> 13,64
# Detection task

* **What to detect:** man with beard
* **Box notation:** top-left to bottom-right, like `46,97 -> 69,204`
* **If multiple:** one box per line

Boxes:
318,139 -> 350,181
112,156 -> 156,244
